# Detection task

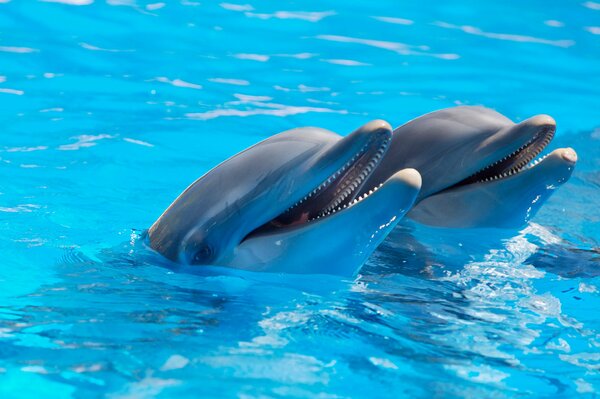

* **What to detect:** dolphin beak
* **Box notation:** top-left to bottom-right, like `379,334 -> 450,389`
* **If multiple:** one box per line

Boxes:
408,146 -> 577,228
560,147 -> 577,164
388,168 -> 422,192
479,114 -> 556,153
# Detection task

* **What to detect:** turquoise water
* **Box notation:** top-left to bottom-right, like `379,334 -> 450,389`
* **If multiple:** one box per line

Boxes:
1,1 -> 599,397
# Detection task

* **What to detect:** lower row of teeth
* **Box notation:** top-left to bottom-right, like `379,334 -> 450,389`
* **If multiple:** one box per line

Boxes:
527,153 -> 550,168
309,183 -> 384,222
472,130 -> 552,184
477,136 -> 536,175
317,144 -> 387,215
282,137 -> 389,218
478,152 -> 550,183
283,143 -> 370,212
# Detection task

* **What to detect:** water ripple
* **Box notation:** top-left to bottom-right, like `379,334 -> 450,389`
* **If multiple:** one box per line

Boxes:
208,78 -> 250,86
0,88 -> 24,95
245,10 -> 336,22
0,1 -> 598,397
372,16 -> 414,25
154,77 -> 203,90
433,21 -> 576,48
41,0 -> 93,4
315,34 -> 460,60
58,134 -> 113,151
185,102 -> 346,120
583,1 -> 600,10
0,46 -> 38,53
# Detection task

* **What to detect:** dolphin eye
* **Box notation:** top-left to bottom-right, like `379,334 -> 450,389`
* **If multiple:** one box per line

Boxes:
192,245 -> 213,264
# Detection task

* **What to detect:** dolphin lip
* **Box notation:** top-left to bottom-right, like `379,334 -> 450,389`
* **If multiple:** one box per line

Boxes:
244,121 -> 393,239
450,118 -> 556,188
561,147 -> 577,164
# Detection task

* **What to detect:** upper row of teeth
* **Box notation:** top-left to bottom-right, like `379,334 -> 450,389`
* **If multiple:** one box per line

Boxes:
284,143 -> 370,212
318,143 -> 387,215
478,139 -> 551,183
473,129 -> 553,184
478,136 -> 537,174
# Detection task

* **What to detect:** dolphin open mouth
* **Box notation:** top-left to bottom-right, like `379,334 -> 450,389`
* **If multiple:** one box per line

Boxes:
449,122 -> 555,189
245,126 -> 391,238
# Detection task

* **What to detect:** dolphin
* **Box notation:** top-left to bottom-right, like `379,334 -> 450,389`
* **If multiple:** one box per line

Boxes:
359,106 -> 577,228
148,120 -> 421,276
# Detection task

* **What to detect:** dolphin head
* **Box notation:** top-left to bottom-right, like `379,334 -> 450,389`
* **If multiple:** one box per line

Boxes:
226,168 -> 421,276
360,106 -> 577,228
148,120 -> 396,267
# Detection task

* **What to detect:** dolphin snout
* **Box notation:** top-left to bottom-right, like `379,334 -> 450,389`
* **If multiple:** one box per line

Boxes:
523,114 -> 556,129
390,168 -> 422,191
560,147 -> 578,164
508,114 -> 556,143
360,119 -> 392,134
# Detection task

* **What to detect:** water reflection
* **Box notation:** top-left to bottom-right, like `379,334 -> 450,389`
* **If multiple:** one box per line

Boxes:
0,0 -> 598,396
316,34 -> 460,60
432,21 -> 575,48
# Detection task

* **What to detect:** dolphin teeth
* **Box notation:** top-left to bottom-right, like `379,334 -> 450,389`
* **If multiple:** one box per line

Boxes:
295,137 -> 390,223
456,125 -> 554,187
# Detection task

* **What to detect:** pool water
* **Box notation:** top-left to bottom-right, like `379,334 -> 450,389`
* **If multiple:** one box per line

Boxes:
1,1 -> 599,397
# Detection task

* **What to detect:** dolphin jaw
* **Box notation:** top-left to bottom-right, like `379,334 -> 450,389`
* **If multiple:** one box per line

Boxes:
312,168 -> 421,224
448,122 -> 556,189
242,125 -> 392,239
285,141 -> 373,211
422,145 -> 578,210
316,138 -> 389,216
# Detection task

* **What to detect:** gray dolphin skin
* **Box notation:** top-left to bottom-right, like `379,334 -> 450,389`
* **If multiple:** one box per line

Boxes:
148,120 -> 422,275
360,106 -> 577,228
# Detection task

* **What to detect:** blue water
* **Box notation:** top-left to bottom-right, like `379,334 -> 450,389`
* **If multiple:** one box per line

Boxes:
1,1 -> 599,397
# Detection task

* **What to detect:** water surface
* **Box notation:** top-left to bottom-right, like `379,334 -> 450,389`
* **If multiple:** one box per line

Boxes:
0,1 -> 599,397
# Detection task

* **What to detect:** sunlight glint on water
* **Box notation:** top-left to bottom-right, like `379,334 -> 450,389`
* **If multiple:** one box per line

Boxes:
0,1 -> 599,398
